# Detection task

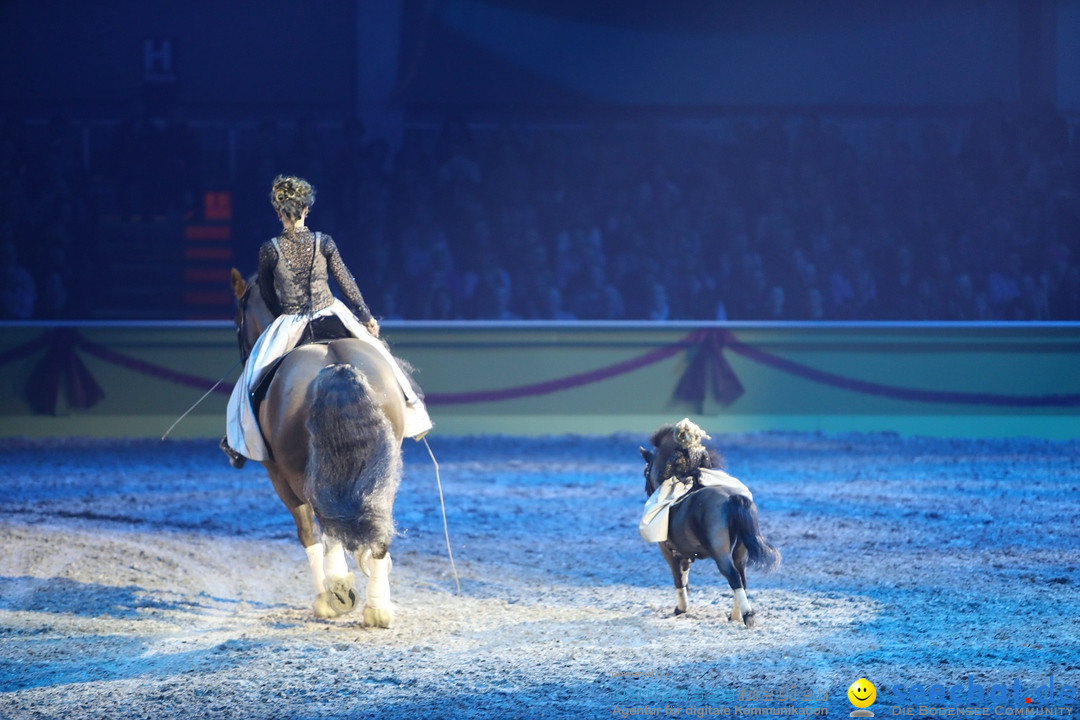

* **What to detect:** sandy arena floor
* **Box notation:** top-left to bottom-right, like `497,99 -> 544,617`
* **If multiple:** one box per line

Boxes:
1,431 -> 1078,719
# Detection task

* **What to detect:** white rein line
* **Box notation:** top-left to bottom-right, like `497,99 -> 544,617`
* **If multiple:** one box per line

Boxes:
160,358 -> 243,441
422,436 -> 462,596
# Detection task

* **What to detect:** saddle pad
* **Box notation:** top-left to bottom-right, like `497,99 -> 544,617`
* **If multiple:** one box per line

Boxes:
697,468 -> 753,499
639,469 -> 752,543
248,317 -> 350,411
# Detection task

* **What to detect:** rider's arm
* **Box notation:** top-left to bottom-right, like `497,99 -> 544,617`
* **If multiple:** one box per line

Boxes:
321,235 -> 374,324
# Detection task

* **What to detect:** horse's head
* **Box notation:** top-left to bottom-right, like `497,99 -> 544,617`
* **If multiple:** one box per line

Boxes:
640,419 -> 723,495
231,268 -> 273,361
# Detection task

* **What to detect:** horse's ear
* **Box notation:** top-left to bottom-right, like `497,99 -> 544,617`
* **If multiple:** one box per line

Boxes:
640,447 -> 653,463
230,268 -> 247,299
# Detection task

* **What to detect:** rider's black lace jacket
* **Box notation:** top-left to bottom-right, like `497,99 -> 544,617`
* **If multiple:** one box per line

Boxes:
257,227 -> 373,323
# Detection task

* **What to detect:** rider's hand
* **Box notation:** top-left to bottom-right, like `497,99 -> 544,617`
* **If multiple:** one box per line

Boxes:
366,318 -> 380,338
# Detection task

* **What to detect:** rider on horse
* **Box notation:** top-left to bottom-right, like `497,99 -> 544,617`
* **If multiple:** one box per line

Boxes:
221,174 -> 432,468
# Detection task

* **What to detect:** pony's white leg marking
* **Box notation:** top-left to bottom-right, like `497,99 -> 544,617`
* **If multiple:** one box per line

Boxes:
324,540 -> 348,581
732,588 -> 752,623
676,587 -> 689,614
360,551 -> 394,628
305,543 -> 326,596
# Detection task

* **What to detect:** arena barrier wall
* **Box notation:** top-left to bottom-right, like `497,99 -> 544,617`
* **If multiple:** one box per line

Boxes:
0,321 -> 1077,440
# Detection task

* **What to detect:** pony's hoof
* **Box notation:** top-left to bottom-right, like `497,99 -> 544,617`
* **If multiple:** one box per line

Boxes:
324,574 -> 359,615
742,610 -> 757,628
674,606 -> 687,616
363,604 -> 395,628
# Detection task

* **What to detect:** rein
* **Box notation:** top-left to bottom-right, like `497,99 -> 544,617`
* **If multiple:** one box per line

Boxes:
163,280 -> 254,440
422,437 -> 461,596
160,358 -> 244,441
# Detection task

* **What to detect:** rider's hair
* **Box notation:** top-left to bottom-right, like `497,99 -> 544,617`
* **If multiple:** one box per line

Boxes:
270,175 -> 316,221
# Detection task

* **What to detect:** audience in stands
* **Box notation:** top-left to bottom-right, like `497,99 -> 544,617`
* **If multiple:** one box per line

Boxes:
2,99 -> 1077,321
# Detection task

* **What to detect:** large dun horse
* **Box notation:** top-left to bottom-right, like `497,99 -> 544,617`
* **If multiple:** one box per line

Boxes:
640,422 -> 780,626
231,269 -> 407,627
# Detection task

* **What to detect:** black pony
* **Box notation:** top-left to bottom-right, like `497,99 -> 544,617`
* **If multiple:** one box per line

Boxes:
639,421 -> 780,626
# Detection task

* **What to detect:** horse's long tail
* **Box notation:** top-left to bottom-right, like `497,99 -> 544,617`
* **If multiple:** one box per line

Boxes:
726,495 -> 781,571
304,363 -> 402,554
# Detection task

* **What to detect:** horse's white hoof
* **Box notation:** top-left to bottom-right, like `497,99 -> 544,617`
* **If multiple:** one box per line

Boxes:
313,593 -> 338,619
363,604 -> 395,628
323,574 -> 359,616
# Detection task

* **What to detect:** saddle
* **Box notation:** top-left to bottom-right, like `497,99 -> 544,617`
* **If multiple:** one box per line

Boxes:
249,315 -> 353,411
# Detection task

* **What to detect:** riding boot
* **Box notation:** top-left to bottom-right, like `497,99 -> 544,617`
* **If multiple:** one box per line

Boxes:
219,436 -> 247,469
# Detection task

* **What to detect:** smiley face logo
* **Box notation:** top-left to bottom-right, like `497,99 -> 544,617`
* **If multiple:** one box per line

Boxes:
848,678 -> 876,710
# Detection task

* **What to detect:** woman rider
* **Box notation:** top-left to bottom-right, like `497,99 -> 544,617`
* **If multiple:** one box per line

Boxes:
221,174 -> 431,468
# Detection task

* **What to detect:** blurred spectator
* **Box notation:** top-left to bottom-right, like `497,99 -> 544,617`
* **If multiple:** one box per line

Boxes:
645,282 -> 670,321
106,99 -> 158,220
5,98 -> 1079,321
541,286 -> 577,321
2,237 -> 36,319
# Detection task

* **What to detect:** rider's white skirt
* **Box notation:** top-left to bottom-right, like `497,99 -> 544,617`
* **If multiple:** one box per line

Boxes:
226,299 -> 432,461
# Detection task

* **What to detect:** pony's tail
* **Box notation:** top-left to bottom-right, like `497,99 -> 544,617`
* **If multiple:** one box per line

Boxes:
304,364 -> 402,554
727,495 -> 781,572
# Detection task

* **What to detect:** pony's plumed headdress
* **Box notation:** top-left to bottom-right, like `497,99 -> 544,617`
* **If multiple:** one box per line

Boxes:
664,418 -> 713,480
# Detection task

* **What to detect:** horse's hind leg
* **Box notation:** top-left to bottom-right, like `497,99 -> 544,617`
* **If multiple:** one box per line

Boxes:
319,539 -> 360,617
712,551 -> 754,627
280,500 -> 324,591
284,503 -> 338,619
727,541 -> 754,627
357,546 -> 394,628
703,522 -> 755,628
659,544 -> 691,615
269,472 -> 351,619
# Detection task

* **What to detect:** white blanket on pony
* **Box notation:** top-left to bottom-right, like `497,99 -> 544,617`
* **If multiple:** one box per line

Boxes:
639,468 -> 752,543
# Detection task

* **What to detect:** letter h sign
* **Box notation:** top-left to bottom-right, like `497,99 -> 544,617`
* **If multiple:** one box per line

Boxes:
144,38 -> 176,83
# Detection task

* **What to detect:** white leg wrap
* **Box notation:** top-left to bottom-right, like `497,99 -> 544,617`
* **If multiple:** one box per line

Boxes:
676,587 -> 689,613
324,541 -> 348,580
734,588 -> 752,617
305,543 -> 326,596
364,554 -> 392,610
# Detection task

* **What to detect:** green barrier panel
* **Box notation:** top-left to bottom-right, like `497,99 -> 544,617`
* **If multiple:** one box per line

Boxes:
1,321 -> 1077,439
